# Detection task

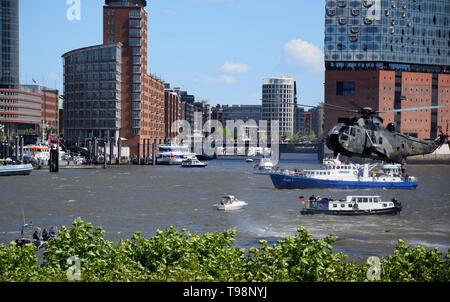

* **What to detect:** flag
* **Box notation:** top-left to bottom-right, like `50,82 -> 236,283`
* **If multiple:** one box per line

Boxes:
299,196 -> 305,205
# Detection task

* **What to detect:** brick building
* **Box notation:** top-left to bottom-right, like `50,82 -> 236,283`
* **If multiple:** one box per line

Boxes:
103,0 -> 165,155
164,90 -> 181,141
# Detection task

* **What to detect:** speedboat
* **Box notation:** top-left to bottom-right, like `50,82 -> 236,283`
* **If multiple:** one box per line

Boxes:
245,158 -> 253,162
0,159 -> 33,176
216,195 -> 248,211
253,157 -> 274,175
181,157 -> 207,168
300,195 -> 402,215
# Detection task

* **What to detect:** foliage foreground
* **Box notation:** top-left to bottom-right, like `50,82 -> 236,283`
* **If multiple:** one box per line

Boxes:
0,218 -> 448,282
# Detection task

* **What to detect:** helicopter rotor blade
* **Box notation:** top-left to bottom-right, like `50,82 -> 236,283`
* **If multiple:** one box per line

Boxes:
376,105 -> 450,114
297,103 -> 359,113
348,99 -> 364,110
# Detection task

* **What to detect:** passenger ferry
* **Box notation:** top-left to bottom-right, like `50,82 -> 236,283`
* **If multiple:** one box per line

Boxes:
156,144 -> 195,165
300,195 -> 402,215
269,154 -> 418,189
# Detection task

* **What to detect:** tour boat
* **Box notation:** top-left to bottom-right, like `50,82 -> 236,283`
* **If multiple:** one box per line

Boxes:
181,157 -> 207,168
299,195 -> 402,215
269,154 -> 418,189
253,157 -> 274,175
0,159 -> 33,176
216,195 -> 248,211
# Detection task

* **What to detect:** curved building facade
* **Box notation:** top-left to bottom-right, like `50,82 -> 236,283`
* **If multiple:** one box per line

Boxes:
62,43 -> 122,142
0,0 -> 19,89
262,76 -> 296,137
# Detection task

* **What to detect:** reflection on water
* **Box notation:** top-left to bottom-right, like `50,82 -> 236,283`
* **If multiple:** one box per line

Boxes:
1,154 -> 449,263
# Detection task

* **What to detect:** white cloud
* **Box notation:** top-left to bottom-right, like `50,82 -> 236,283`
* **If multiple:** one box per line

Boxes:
282,38 -> 324,73
219,62 -> 249,74
194,75 -> 236,84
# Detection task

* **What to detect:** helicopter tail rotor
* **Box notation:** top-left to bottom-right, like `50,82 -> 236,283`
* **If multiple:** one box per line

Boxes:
436,123 -> 449,149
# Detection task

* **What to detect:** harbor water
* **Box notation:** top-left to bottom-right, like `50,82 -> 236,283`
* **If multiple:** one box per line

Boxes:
1,154 -> 449,263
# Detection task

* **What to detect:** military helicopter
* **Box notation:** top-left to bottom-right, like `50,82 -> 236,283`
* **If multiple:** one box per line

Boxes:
300,102 -> 449,165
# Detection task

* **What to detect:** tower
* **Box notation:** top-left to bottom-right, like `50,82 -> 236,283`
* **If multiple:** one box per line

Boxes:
0,0 -> 19,89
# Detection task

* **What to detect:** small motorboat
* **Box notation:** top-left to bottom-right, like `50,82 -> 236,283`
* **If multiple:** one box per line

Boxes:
245,158 -> 253,162
181,157 -> 207,168
15,223 -> 58,249
0,159 -> 33,176
216,195 -> 248,211
300,195 -> 402,215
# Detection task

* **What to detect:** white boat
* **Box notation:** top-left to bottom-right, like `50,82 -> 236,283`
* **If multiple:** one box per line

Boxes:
181,157 -> 207,168
0,159 -> 33,176
18,140 -> 67,165
253,157 -> 274,175
245,158 -> 254,162
216,195 -> 248,211
156,145 -> 195,165
270,154 -> 418,189
300,195 -> 402,215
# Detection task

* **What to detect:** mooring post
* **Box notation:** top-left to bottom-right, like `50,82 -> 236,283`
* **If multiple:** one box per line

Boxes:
19,136 -> 24,163
117,137 -> 121,165
137,142 -> 141,165
152,139 -> 156,165
104,140 -> 107,169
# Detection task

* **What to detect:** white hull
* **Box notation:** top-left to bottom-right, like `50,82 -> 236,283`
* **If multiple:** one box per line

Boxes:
0,164 -> 33,176
216,201 -> 248,211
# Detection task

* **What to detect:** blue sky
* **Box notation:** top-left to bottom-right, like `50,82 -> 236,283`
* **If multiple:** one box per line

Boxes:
19,0 -> 325,107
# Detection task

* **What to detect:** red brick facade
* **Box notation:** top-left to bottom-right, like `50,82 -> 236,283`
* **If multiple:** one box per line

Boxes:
40,89 -> 59,135
324,70 -> 450,140
103,5 -> 165,156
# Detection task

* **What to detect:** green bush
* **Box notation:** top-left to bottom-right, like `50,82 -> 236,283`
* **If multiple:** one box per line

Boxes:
0,218 -> 448,282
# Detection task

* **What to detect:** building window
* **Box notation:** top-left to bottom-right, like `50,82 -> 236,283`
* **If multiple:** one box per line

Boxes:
336,81 -> 356,96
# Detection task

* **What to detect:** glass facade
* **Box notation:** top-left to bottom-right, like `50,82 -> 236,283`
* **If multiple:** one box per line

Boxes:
62,44 -> 122,141
324,0 -> 450,68
0,0 -> 19,89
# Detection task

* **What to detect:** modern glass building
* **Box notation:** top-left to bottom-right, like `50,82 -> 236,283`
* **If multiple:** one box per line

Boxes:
325,0 -> 450,69
62,43 -> 122,142
0,0 -> 19,89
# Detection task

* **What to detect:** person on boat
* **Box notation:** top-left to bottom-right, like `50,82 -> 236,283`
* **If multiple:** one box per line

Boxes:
32,230 -> 40,241
42,229 -> 49,241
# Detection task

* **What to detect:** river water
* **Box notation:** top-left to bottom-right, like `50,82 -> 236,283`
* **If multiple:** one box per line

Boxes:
1,155 -> 449,263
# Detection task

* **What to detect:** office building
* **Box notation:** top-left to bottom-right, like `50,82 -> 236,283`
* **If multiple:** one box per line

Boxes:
62,44 -> 122,141
262,76 -> 296,137
0,0 -> 19,89
63,0 -> 165,155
